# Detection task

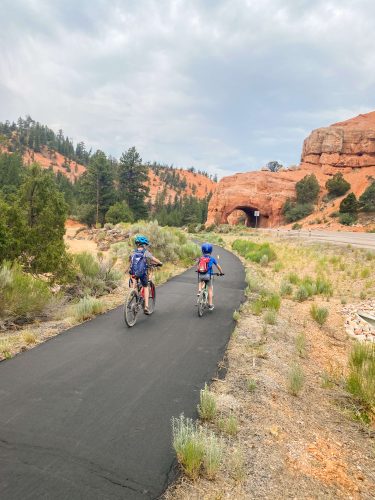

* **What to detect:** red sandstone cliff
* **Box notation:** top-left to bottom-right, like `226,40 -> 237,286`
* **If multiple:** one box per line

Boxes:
207,111 -> 375,228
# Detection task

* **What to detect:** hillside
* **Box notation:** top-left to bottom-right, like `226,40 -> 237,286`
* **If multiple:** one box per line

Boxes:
0,117 -> 215,202
207,111 -> 375,230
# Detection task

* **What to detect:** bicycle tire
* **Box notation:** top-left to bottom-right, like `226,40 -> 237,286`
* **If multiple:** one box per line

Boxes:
197,289 -> 207,317
147,282 -> 156,315
124,290 -> 138,327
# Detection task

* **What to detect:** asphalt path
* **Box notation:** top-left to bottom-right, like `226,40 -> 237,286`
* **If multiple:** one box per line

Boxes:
263,229 -> 375,250
0,245 -> 245,500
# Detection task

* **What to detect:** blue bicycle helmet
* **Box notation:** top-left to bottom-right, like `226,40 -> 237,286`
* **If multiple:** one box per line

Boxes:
135,234 -> 150,246
201,242 -> 213,254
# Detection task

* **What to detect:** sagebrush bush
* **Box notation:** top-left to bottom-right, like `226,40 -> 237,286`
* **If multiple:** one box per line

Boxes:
251,291 -> 281,315
232,239 -> 276,263
218,414 -> 238,436
198,383 -> 217,421
0,262 -> 52,321
310,304 -> 329,326
287,364 -> 305,396
280,281 -> 293,296
72,296 -> 105,321
74,252 -> 121,297
263,309 -> 277,325
172,415 -> 204,480
295,332 -> 307,358
346,343 -> 375,413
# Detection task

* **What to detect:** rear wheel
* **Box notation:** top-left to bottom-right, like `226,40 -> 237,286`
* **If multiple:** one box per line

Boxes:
198,288 -> 207,317
124,290 -> 138,327
147,282 -> 156,315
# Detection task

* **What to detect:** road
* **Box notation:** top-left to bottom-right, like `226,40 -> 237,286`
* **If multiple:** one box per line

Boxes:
0,245 -> 245,500
263,229 -> 375,250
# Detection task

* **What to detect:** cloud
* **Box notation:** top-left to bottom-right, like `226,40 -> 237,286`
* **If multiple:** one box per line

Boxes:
1,0 -> 375,177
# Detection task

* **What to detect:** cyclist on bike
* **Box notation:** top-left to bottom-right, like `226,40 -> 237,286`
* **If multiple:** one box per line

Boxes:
129,235 -> 162,314
197,242 -> 224,311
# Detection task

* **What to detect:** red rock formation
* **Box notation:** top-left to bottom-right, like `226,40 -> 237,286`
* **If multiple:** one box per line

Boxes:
207,111 -> 375,228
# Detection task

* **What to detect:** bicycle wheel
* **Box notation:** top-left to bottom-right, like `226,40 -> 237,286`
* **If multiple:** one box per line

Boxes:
147,282 -> 156,314
124,290 -> 139,327
198,289 -> 207,317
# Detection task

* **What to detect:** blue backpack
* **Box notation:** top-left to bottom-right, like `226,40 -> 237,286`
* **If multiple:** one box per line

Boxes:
130,249 -> 147,277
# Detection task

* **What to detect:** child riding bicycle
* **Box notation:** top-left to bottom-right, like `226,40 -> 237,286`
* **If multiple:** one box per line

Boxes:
197,242 -> 224,311
129,235 -> 162,314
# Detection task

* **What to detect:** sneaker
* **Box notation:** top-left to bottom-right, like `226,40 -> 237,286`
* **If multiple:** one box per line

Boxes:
197,291 -> 201,297
144,307 -> 151,315
208,305 -> 215,311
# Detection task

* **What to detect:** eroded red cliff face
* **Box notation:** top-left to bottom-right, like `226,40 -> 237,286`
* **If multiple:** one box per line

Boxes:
207,111 -> 375,227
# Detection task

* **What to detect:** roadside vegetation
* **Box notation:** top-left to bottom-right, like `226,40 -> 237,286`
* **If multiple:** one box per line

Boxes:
167,229 -> 375,499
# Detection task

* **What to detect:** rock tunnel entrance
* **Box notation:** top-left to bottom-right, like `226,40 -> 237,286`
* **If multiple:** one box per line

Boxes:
227,206 -> 268,228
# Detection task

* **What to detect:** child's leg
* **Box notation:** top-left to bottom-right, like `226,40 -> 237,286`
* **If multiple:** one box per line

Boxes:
143,285 -> 149,308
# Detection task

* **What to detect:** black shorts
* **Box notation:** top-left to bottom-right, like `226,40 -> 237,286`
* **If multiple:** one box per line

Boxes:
131,274 -> 148,287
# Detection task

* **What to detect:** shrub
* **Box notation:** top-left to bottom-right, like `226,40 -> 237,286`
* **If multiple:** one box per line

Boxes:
218,414 -> 238,436
294,285 -> 309,302
346,343 -> 375,412
246,378 -> 257,392
202,431 -> 223,479
310,304 -> 329,326
339,193 -> 358,214
172,415 -> 205,480
325,173 -> 350,197
72,296 -> 105,321
0,262 -> 52,321
295,332 -> 307,358
292,222 -> 302,230
287,364 -> 305,396
315,276 -> 333,297
259,254 -> 269,266
197,383 -> 217,421
232,239 -> 276,263
74,252 -> 122,297
263,309 -> 277,325
273,261 -> 283,272
105,201 -> 134,224
252,292 -> 281,315
339,212 -> 357,226
22,330 -> 37,345
282,201 -> 314,223
280,281 -> 293,296
296,174 -> 320,204
359,180 -> 375,212
287,272 -> 300,285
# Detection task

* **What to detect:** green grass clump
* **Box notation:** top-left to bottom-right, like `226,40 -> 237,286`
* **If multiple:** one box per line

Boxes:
246,378 -> 257,392
232,239 -> 276,263
361,268 -> 370,279
287,272 -> 300,285
172,415 -> 223,480
280,281 -> 293,297
263,310 -> 277,325
315,276 -> 333,297
251,292 -> 281,316
310,304 -> 329,326
295,332 -> 307,358
294,285 -> 309,302
0,340 -> 12,359
197,383 -> 217,421
287,364 -> 305,396
273,261 -> 283,272
346,343 -> 375,414
0,262 -> 52,322
72,296 -> 105,321
218,414 -> 238,436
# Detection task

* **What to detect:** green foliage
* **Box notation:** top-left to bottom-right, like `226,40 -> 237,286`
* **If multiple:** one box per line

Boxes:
77,150 -> 116,226
197,383 -> 217,421
287,364 -> 305,396
310,304 -> 329,326
71,296 -> 105,321
339,212 -> 357,226
251,291 -> 281,315
346,343 -> 375,413
217,414 -> 238,435
339,192 -> 358,214
105,201 -> 134,224
358,181 -> 375,212
153,192 -> 210,227
0,152 -> 24,199
0,262 -> 52,321
263,309 -> 277,325
280,281 -> 293,296
296,174 -> 320,204
74,252 -> 121,297
325,173 -> 350,197
232,239 -> 276,263
295,332 -> 307,358
292,222 -> 302,230
118,147 -> 149,219
282,200 -> 314,222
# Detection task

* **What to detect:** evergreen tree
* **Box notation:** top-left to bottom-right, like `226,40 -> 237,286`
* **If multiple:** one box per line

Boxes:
339,192 -> 358,214
0,152 -> 24,199
118,147 -> 149,219
359,181 -> 375,212
325,173 -> 350,197
78,150 -> 116,225
296,174 -> 320,204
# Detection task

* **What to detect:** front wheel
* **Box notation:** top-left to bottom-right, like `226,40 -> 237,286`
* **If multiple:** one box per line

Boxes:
124,290 -> 139,327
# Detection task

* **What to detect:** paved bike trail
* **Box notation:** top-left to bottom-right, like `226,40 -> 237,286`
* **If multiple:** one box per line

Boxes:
0,244 -> 245,499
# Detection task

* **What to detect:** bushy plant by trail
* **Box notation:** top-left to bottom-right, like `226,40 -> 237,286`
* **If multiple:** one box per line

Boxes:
346,343 -> 375,415
325,173 -> 350,198
0,262 -> 52,321
339,213 -> 357,226
73,252 -> 121,297
281,200 -> 314,223
232,239 -> 276,263
359,181 -> 375,212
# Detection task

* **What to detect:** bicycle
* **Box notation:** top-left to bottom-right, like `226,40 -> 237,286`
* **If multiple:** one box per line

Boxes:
197,273 -> 223,317
124,264 -> 161,327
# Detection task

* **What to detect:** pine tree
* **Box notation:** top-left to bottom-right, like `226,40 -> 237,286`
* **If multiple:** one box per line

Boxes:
78,150 -> 116,225
118,147 -> 149,219
339,192 -> 358,214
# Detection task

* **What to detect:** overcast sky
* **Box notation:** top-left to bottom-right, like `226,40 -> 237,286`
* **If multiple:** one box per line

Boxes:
1,0 -> 375,177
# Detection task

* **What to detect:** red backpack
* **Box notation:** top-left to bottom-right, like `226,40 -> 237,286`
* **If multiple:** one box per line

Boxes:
197,256 -> 210,274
